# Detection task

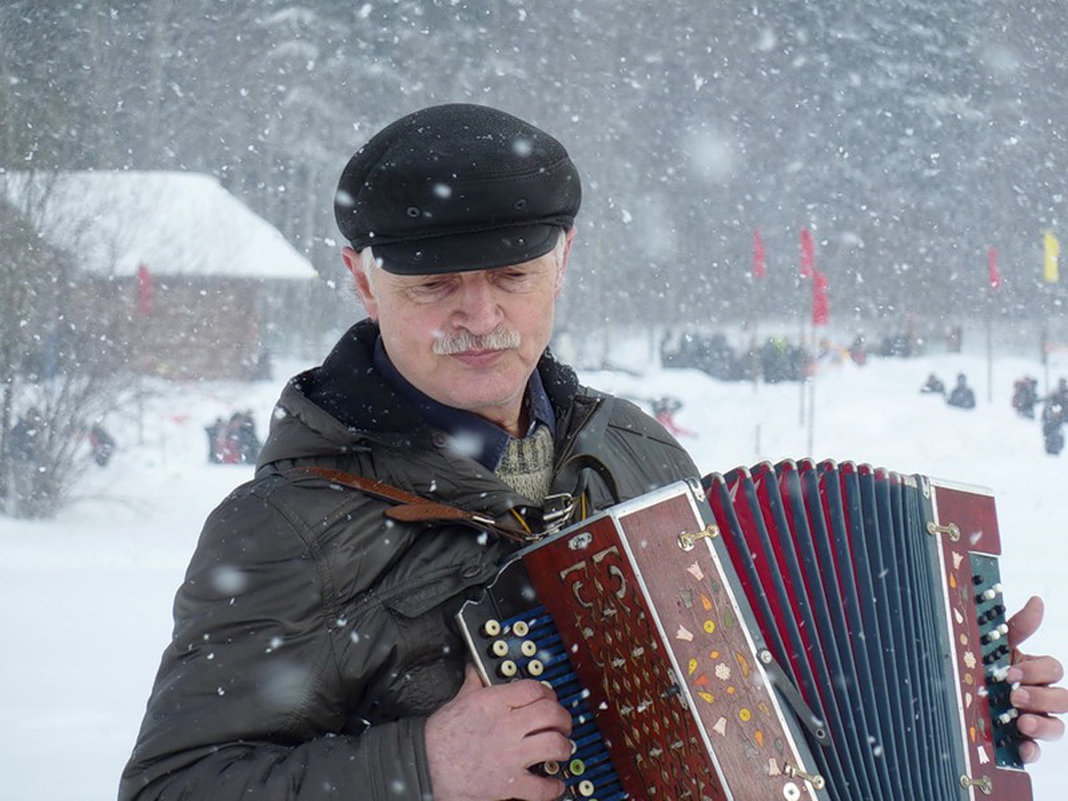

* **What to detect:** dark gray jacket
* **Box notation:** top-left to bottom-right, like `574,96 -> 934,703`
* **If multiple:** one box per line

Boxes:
120,320 -> 699,800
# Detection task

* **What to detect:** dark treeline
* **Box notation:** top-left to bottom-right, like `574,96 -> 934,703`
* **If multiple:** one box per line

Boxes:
2,0 -> 1066,341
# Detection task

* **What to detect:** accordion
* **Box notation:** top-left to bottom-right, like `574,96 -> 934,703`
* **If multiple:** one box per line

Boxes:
457,460 -> 1031,800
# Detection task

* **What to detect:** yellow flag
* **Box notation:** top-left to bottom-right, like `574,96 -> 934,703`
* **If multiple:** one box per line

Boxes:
1045,231 -> 1060,283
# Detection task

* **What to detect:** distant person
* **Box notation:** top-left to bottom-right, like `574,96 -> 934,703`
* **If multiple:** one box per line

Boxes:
230,410 -> 261,464
849,334 -> 867,366
1041,399 -> 1065,455
880,331 -> 913,357
946,324 -> 963,353
205,413 -> 261,465
88,423 -> 116,467
8,407 -> 45,516
9,407 -> 43,462
946,373 -> 976,409
204,416 -> 226,463
1012,376 -> 1039,419
920,372 -> 945,395
1040,378 -> 1068,455
650,395 -> 695,438
1045,377 -> 1068,410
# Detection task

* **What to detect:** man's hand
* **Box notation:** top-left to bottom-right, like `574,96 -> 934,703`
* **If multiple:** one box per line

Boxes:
1005,596 -> 1068,763
425,664 -> 573,801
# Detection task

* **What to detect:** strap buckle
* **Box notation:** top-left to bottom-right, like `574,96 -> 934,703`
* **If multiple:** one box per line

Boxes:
540,492 -> 577,535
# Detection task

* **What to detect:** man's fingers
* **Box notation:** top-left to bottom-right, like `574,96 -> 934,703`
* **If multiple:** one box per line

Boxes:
1012,684 -> 1068,716
519,730 -> 575,768
1019,739 -> 1042,765
1016,712 -> 1066,744
504,772 -> 567,801
1008,654 -> 1066,688
498,678 -> 559,710
1006,596 -> 1044,649
426,674 -> 574,801
520,696 -> 574,737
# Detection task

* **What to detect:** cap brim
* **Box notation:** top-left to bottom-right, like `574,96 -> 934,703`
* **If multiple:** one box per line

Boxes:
370,224 -> 561,275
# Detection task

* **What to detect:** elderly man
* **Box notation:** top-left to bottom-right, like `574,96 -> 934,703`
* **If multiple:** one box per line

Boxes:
121,104 -> 1065,801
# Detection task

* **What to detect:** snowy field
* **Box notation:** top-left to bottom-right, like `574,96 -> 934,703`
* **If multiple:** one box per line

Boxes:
2,342 -> 1067,800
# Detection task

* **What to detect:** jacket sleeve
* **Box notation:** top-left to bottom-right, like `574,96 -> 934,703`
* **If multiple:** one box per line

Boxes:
118,480 -> 435,800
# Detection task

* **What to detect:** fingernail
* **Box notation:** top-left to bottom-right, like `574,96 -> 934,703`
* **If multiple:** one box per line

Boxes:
1017,715 -> 1036,735
1006,667 -> 1024,683
1013,688 -> 1031,707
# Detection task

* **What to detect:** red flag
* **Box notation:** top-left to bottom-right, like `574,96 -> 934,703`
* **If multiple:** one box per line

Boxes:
752,229 -> 766,279
800,228 -> 815,278
987,246 -> 1001,290
137,263 -> 154,316
811,269 -> 829,326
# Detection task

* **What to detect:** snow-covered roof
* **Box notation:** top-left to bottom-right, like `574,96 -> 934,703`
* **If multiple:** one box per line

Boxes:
1,170 -> 317,280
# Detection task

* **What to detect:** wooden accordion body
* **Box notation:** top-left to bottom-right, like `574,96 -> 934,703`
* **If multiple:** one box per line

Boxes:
457,461 -> 1031,800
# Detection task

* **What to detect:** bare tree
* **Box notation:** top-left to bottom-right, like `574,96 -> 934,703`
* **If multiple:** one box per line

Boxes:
0,173 -> 128,519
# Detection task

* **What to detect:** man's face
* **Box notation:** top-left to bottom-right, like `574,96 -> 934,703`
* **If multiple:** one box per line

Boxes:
346,238 -> 569,435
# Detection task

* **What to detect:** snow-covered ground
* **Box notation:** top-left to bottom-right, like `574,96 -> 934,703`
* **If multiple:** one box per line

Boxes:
2,342 -> 1066,800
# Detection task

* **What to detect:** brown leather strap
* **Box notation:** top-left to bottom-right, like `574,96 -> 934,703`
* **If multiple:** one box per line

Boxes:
290,466 -> 533,543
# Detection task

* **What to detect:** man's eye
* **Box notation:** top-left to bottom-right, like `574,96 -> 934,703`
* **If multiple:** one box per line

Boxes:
496,270 -> 530,284
412,279 -> 452,294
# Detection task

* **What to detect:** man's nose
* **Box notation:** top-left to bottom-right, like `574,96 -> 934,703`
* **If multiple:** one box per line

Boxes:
453,275 -> 502,333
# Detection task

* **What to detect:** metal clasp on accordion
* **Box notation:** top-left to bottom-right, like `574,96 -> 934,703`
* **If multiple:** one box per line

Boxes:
926,520 -> 962,542
961,773 -> 994,795
676,522 -> 719,550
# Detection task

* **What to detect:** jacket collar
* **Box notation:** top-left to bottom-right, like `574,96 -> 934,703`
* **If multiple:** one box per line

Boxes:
259,319 -> 582,465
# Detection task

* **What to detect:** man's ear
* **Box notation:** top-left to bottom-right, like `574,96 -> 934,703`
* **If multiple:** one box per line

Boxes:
555,227 -> 577,295
342,246 -> 379,320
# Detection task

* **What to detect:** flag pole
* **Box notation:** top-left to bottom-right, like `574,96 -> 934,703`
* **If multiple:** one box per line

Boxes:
135,262 -> 154,446
1042,325 -> 1050,393
751,229 -> 766,395
798,229 -> 815,428
986,295 -> 993,404
809,269 -> 829,454
1043,231 -> 1060,392
986,246 -> 1000,404
798,306 -> 806,427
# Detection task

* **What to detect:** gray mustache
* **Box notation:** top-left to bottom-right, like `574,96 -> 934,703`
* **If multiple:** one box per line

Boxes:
432,329 -> 521,355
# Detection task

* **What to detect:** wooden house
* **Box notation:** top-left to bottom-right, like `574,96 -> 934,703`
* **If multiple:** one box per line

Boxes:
2,171 -> 318,380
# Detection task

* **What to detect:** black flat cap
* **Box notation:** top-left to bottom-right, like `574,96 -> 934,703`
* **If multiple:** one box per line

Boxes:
334,103 -> 581,275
